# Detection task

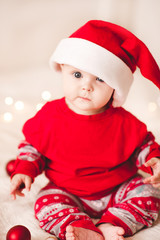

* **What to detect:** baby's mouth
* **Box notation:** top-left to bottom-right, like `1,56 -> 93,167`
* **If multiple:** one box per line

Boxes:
78,96 -> 91,101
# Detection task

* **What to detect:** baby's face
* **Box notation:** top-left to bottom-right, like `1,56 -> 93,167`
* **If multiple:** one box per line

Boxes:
60,64 -> 113,115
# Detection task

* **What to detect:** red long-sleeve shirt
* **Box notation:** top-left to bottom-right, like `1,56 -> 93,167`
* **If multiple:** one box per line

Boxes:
13,97 -> 160,199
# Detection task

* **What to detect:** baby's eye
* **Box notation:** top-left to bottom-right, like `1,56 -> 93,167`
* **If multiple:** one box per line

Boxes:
96,77 -> 104,83
74,72 -> 82,78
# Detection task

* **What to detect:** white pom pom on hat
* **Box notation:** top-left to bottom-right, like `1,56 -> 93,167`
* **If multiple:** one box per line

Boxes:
50,20 -> 160,107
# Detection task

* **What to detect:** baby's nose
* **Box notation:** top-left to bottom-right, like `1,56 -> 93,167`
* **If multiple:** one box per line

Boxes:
82,86 -> 93,92
82,80 -> 93,92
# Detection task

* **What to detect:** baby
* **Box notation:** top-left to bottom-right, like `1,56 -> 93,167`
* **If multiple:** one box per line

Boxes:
10,20 -> 160,240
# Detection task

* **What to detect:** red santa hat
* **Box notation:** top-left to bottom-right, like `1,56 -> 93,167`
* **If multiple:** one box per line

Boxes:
50,20 -> 160,107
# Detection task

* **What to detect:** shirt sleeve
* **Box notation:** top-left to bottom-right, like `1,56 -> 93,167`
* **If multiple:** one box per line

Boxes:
11,140 -> 46,181
135,132 -> 160,174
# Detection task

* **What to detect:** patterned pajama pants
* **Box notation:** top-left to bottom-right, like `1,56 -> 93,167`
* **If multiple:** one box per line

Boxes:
34,175 -> 160,240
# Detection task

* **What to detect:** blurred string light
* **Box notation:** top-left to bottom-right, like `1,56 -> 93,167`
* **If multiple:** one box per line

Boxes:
3,97 -> 25,122
3,112 -> 13,122
148,102 -> 157,112
2,91 -> 52,122
5,97 -> 13,105
14,101 -> 24,111
36,103 -> 44,111
41,90 -> 51,101
36,90 -> 52,111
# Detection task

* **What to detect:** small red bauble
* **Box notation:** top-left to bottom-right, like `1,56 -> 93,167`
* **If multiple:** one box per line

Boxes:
6,159 -> 16,176
6,225 -> 31,240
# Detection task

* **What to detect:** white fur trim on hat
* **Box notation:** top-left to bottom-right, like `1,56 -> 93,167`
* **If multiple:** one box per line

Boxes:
50,38 -> 133,107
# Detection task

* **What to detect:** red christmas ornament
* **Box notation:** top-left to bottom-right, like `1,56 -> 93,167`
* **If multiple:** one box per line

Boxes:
6,159 -> 16,176
6,225 -> 31,240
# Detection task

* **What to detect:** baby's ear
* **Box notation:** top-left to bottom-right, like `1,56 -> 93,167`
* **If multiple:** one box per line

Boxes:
58,64 -> 64,72
51,62 -> 62,72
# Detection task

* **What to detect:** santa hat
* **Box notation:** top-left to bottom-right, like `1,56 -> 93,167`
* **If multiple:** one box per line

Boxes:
50,20 -> 160,107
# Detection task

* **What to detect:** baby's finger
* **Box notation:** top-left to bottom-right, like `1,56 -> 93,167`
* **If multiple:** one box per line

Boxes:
144,158 -> 158,167
143,176 -> 151,183
10,182 -> 19,195
10,192 -> 16,200
15,189 -> 25,197
152,183 -> 160,188
10,188 -> 24,200
143,174 -> 160,184
143,176 -> 155,184
10,180 -> 25,199
24,177 -> 32,192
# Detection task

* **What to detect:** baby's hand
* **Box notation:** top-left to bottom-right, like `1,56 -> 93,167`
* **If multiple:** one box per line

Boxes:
143,157 -> 160,188
10,174 -> 32,200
